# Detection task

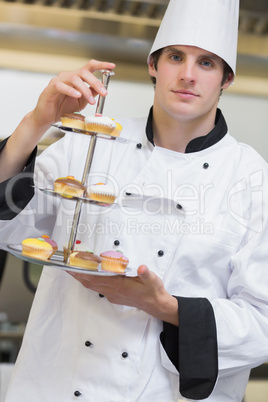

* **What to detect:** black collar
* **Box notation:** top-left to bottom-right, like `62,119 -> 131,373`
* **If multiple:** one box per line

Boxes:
145,108 -> 228,153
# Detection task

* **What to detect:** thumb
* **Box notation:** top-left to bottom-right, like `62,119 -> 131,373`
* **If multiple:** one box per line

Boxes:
137,265 -> 150,280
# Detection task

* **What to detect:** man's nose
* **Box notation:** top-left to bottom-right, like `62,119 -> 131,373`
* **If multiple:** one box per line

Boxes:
179,61 -> 196,84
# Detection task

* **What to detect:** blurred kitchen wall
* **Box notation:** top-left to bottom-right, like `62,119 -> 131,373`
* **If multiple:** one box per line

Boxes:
0,68 -> 268,160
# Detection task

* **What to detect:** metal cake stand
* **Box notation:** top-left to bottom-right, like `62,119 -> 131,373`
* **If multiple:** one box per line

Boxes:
1,69 -> 126,275
64,69 -> 115,264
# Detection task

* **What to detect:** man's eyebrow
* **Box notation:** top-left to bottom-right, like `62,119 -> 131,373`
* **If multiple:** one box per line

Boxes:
163,47 -> 218,58
198,54 -> 219,60
162,46 -> 222,64
163,47 -> 184,54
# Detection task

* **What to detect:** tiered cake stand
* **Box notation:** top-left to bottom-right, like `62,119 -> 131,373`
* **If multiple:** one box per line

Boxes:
0,70 -> 184,276
0,70 -> 136,276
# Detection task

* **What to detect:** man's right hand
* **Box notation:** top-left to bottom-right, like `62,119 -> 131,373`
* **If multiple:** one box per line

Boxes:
31,59 -> 116,129
0,59 -> 115,182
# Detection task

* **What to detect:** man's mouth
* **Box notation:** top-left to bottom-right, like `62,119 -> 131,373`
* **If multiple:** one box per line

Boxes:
173,89 -> 199,97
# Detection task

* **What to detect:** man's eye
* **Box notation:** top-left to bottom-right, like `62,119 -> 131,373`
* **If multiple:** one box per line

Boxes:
170,55 -> 182,62
201,60 -> 213,67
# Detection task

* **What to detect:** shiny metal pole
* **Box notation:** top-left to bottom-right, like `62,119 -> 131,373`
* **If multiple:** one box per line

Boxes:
64,69 -> 115,263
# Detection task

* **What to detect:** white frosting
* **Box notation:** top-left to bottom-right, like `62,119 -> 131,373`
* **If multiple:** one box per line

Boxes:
85,115 -> 116,129
87,184 -> 117,196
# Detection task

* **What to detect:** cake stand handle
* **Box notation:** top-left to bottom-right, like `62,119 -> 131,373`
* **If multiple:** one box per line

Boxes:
64,69 -> 115,263
96,69 -> 115,115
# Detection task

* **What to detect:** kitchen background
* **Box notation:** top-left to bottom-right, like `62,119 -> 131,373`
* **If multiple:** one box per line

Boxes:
0,0 -> 268,401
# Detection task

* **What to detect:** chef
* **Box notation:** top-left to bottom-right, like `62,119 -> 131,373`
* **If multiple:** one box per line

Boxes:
1,0 -> 268,401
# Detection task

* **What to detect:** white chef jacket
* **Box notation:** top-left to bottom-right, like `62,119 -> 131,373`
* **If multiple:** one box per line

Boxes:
1,110 -> 268,402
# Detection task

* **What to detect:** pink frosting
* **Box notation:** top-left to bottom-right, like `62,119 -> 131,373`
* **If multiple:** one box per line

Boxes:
41,236 -> 57,248
45,239 -> 57,248
100,250 -> 128,262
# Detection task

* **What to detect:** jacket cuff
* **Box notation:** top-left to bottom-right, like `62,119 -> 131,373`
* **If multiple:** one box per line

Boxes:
160,296 -> 218,400
0,137 -> 37,220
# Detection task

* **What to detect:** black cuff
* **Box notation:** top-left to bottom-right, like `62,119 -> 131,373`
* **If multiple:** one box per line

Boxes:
0,137 -> 37,220
160,296 -> 218,400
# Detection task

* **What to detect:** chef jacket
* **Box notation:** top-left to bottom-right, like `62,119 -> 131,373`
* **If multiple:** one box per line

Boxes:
1,108 -> 268,402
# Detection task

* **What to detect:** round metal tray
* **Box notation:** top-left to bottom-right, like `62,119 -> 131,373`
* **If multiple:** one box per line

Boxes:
1,243 -> 136,277
52,123 -> 129,143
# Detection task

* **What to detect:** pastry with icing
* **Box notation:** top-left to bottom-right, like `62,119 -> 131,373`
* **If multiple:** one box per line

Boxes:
85,113 -> 116,135
87,183 -> 117,204
22,235 -> 58,260
69,251 -> 101,270
60,113 -> 85,130
100,250 -> 129,273
54,176 -> 86,198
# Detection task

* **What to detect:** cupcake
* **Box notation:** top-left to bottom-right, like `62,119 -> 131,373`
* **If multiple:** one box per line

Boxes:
100,250 -> 129,273
85,113 -> 116,135
60,113 -> 85,130
22,235 -> 58,260
87,183 -> 117,204
110,120 -> 122,137
54,176 -> 86,198
69,251 -> 101,270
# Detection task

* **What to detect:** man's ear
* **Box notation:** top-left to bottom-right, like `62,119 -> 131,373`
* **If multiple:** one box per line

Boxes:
148,57 -> 157,78
222,72 -> 235,90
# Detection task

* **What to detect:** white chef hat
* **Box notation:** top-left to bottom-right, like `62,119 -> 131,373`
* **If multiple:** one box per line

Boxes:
148,0 -> 240,75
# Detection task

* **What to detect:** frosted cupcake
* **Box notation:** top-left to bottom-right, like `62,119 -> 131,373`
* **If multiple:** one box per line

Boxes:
87,183 -> 117,204
100,250 -> 129,273
54,176 -> 86,198
22,235 -> 58,260
85,113 -> 116,135
60,113 -> 85,130
69,251 -> 101,270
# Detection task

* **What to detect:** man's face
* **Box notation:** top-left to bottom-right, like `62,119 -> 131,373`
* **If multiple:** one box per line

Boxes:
148,45 -> 232,124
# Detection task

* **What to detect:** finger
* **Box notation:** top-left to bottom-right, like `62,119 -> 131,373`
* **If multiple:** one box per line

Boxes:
79,60 -> 116,97
78,70 -> 107,101
55,77 -> 96,105
85,59 -> 116,69
53,60 -> 116,105
54,81 -> 83,99
83,59 -> 116,76
137,265 -> 150,279
79,69 -> 110,99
